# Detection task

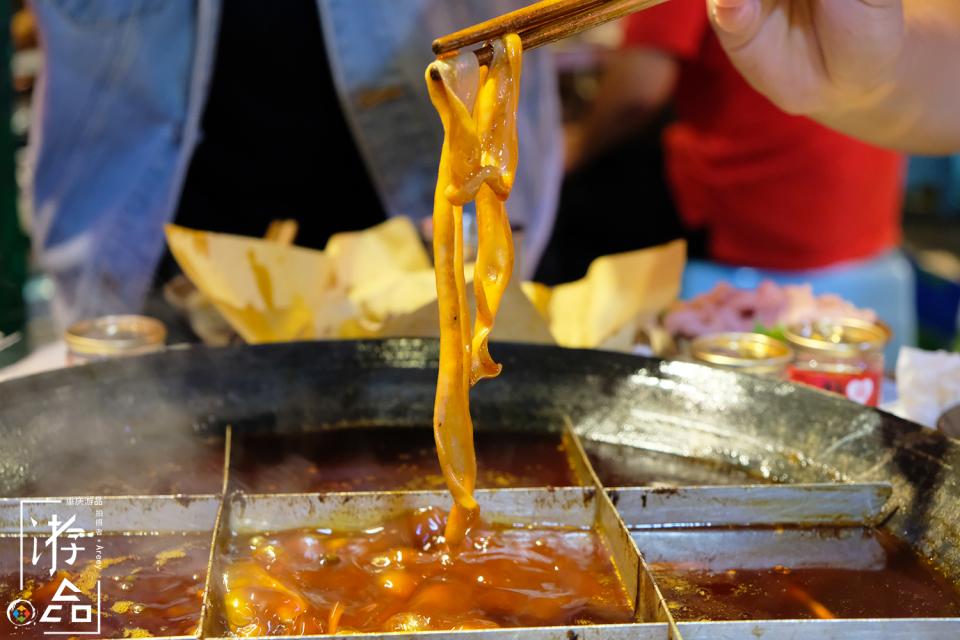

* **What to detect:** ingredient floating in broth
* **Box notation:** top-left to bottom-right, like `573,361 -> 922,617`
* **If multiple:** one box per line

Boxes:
217,508 -> 634,635
426,34 -> 522,546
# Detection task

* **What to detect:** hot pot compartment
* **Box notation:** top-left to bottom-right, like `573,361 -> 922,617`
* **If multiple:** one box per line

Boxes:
203,487 -> 673,638
210,422 -> 681,637
614,484 -> 960,638
226,426 -> 591,493
0,495 -> 222,639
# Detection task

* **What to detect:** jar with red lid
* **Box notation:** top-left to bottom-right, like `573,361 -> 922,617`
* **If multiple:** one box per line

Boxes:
784,318 -> 891,406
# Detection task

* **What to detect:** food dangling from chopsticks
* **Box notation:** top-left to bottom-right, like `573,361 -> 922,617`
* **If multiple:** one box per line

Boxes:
426,35 -> 522,546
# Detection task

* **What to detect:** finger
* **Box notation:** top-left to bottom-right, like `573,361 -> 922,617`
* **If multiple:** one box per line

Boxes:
706,0 -> 827,114
707,0 -> 763,49
815,0 -> 904,88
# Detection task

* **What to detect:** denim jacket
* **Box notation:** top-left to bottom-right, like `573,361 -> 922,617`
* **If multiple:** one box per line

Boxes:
30,0 -> 562,325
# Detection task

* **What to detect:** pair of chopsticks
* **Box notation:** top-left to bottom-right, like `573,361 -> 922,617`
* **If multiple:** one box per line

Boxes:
432,0 -> 670,66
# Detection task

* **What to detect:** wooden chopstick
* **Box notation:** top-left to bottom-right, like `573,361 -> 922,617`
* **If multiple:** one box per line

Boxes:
433,0 -> 670,66
433,0 -> 611,56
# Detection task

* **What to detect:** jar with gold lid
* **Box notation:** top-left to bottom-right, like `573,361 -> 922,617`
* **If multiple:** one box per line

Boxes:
690,332 -> 794,378
65,315 -> 167,365
784,318 -> 891,406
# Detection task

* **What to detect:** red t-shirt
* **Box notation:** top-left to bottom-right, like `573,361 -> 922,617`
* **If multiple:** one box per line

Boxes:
623,0 -> 904,270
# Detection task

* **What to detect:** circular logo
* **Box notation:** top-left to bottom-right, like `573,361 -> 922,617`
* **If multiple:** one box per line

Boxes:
7,599 -> 35,626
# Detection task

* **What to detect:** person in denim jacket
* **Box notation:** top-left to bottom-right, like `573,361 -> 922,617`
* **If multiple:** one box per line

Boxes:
29,0 -> 562,326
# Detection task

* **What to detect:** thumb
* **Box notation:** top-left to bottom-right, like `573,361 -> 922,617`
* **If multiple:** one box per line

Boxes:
706,0 -> 764,49
815,0 -> 904,88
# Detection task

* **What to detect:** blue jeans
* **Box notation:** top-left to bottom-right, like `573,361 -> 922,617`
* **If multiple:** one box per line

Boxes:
681,251 -> 916,365
30,0 -> 561,326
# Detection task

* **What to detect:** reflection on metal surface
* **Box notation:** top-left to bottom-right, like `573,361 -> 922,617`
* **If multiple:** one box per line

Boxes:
0,495 -> 222,534
611,483 -> 892,529
586,440 -> 769,487
637,527 -> 889,572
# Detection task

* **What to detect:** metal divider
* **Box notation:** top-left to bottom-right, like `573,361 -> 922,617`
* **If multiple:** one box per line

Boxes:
0,495 -> 222,533
562,418 -> 684,640
561,420 -> 603,488
219,425 -> 233,496
610,482 -> 893,529
198,494 -> 227,639
201,494 -> 230,640
195,425 -> 232,638
596,486 -> 683,640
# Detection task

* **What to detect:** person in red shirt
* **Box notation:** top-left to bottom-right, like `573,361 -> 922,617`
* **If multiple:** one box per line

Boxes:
567,0 -> 914,357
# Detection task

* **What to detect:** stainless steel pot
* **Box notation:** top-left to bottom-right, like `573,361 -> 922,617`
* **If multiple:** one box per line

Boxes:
0,339 -> 957,639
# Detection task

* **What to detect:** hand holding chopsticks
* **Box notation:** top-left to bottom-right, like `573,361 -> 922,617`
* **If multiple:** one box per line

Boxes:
432,0 -> 670,65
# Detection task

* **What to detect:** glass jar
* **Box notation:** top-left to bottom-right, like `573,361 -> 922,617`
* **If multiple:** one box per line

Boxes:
690,332 -> 794,378
784,318 -> 891,406
65,315 -> 167,365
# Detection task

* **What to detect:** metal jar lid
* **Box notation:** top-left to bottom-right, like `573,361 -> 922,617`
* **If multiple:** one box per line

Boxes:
784,318 -> 891,358
690,332 -> 794,375
65,315 -> 167,358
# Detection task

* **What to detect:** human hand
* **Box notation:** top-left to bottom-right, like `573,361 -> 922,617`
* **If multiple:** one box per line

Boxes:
706,0 -> 905,116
